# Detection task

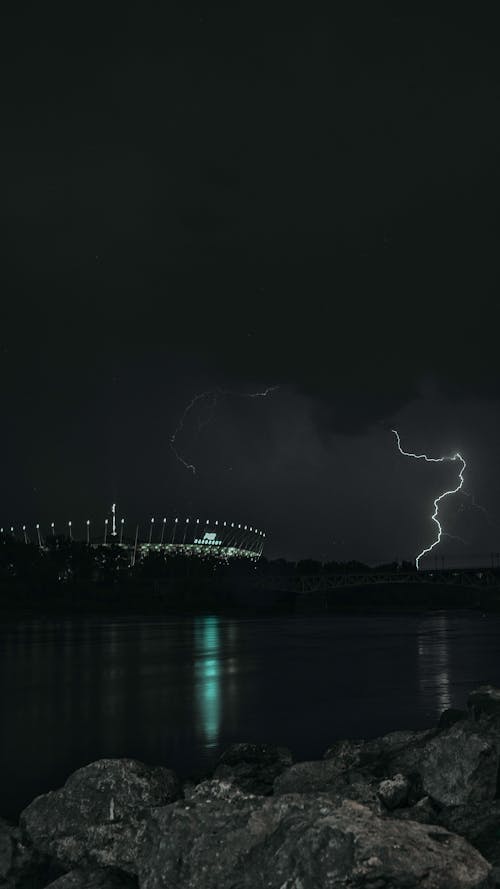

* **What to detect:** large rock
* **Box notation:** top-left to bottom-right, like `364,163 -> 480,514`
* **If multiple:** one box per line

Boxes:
273,759 -> 380,810
184,778 -> 257,804
438,708 -> 468,730
44,867 -> 137,888
387,720 -> 499,807
437,801 -> 500,868
321,737 -> 366,768
0,816 -> 50,888
213,742 -> 292,795
377,773 -> 410,810
323,728 -> 436,779
393,795 -> 441,825
20,758 -> 181,875
138,794 -> 493,889
469,686 -> 500,721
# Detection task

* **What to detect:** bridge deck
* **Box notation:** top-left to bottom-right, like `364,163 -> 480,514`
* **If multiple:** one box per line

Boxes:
254,568 -> 500,594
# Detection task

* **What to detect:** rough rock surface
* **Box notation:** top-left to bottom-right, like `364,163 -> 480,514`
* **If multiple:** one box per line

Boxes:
377,773 -> 410,809
393,795 -> 440,825
273,759 -> 381,810
436,801 -> 500,868
438,707 -> 468,729
321,738 -> 365,768
0,816 -> 49,888
139,794 -> 493,889
20,758 -> 181,874
469,686 -> 500,721
387,720 -> 499,806
184,778 -> 257,803
44,867 -> 137,888
323,728 -> 434,771
212,742 -> 292,795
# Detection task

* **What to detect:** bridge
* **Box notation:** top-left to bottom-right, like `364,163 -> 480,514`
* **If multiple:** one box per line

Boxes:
253,567 -> 500,595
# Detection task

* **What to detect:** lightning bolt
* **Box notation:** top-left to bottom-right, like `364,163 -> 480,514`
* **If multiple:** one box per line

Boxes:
245,386 -> 280,398
170,390 -> 219,474
392,430 -> 466,569
171,386 -> 279,474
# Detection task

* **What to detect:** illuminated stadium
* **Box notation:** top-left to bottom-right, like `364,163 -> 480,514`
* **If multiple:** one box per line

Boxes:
1,506 -> 266,562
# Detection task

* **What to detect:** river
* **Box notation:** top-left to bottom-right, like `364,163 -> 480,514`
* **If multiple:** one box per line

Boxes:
1,609 -> 499,818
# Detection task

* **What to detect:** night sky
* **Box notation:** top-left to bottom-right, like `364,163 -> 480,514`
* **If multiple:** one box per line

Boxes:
2,5 -> 500,563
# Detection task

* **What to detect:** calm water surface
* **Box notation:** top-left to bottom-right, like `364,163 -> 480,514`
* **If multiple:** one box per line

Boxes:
1,610 -> 500,818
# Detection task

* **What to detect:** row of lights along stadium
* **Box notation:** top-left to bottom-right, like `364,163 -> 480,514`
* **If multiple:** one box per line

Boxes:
0,510 -> 266,547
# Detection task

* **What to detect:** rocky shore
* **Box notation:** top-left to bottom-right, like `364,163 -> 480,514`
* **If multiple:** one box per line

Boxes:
4,686 -> 500,888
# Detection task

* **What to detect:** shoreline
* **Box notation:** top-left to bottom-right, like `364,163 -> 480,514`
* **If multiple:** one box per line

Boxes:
3,686 -> 500,888
0,579 -> 497,618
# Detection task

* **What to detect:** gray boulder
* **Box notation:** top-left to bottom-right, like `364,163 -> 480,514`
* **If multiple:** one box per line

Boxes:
387,720 -> 499,807
44,867 -> 137,888
138,794 -> 493,889
393,795 -> 440,825
273,759 -> 381,810
273,758 -> 344,793
438,708 -> 468,729
323,728 -> 434,773
437,800 -> 500,868
21,758 -> 181,874
377,773 -> 410,810
469,686 -> 500,721
184,778 -> 257,803
321,738 -> 365,768
213,742 -> 292,795
0,816 -> 49,888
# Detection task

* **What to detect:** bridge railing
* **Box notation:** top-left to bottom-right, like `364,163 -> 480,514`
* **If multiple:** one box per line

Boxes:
251,567 -> 500,594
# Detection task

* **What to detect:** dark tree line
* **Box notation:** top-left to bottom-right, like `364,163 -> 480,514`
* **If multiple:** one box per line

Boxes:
0,535 -> 416,586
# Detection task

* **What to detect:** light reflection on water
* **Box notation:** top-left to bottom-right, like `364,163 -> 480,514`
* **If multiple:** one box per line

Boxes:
1,610 -> 500,819
194,616 -> 222,748
417,612 -> 451,711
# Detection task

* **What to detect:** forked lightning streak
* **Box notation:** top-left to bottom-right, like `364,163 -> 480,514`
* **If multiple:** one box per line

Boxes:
392,430 -> 466,569
171,386 -> 279,475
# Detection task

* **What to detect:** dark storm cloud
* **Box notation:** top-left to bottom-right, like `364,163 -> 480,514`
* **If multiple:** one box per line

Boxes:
2,5 -> 500,557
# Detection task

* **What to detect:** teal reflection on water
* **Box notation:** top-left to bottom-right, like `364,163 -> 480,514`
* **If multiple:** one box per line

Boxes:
194,616 -> 221,748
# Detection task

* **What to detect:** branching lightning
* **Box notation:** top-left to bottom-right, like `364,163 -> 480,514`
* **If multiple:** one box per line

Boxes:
460,491 -> 496,522
245,386 -> 280,398
171,386 -> 279,475
170,390 -> 219,474
392,430 -> 466,569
